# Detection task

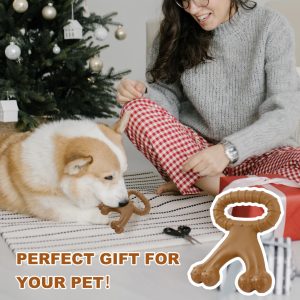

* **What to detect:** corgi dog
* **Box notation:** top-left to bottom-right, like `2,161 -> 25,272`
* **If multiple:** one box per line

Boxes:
0,112 -> 131,224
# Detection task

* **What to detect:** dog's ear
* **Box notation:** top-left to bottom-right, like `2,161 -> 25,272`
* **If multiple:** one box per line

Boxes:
112,110 -> 131,134
64,156 -> 93,176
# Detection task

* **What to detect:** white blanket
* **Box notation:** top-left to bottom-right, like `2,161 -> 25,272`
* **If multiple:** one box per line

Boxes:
0,172 -> 221,254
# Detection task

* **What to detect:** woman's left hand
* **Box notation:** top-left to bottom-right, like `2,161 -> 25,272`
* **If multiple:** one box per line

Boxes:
182,144 -> 230,176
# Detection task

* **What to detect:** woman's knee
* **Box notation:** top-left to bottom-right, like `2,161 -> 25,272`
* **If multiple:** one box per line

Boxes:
119,98 -> 162,118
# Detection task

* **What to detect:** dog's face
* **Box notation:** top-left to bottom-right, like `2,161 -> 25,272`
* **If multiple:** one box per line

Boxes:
59,112 -> 130,208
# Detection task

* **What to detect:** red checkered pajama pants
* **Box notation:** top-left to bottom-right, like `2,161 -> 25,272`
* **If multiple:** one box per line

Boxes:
120,99 -> 300,195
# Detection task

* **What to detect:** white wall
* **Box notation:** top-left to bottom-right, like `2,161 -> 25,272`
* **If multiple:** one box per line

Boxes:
89,0 -> 162,82
265,0 -> 300,65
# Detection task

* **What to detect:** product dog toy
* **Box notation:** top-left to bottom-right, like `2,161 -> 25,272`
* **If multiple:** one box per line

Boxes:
189,189 -> 282,295
99,190 -> 150,234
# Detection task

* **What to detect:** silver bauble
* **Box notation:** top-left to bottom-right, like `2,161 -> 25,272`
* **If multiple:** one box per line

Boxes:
20,28 -> 26,35
5,42 -> 21,60
42,3 -> 57,20
89,57 -> 103,73
53,44 -> 61,55
115,26 -> 127,40
13,0 -> 28,13
94,26 -> 108,41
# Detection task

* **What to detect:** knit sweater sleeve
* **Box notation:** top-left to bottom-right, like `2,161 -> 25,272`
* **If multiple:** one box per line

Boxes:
144,36 -> 183,119
224,14 -> 300,165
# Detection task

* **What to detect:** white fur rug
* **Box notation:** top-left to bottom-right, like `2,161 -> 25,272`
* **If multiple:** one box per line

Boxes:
0,172 -> 222,253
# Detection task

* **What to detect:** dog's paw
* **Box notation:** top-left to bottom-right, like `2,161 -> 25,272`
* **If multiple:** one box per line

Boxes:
90,210 -> 109,225
79,208 -> 109,225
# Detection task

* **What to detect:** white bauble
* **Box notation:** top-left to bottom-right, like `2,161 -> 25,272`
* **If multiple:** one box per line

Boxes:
20,28 -> 26,35
13,0 -> 28,13
42,3 -> 57,20
53,44 -> 61,54
5,42 -> 21,60
94,26 -> 108,41
89,57 -> 103,73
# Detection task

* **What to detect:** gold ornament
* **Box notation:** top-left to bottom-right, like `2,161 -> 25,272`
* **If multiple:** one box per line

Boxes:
115,26 -> 127,40
42,3 -> 57,20
12,0 -> 28,13
89,57 -> 103,73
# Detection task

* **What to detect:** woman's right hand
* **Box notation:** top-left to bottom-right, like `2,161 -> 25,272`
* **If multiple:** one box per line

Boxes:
116,78 -> 146,106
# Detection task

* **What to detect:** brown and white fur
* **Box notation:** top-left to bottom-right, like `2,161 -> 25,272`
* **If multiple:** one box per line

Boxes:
0,112 -> 131,224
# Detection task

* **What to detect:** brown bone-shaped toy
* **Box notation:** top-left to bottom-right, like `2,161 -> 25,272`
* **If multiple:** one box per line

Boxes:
99,190 -> 150,234
190,189 -> 282,294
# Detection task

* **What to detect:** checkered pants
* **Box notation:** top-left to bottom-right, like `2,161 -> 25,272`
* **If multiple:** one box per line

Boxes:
120,99 -> 300,195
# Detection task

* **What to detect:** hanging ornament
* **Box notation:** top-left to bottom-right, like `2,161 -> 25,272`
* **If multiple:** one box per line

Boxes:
52,44 -> 61,55
19,28 -> 26,35
63,1 -> 83,39
115,26 -> 127,40
5,42 -> 21,60
42,3 -> 57,20
89,56 -> 103,73
49,30 -> 55,37
94,26 -> 108,41
64,20 -> 83,39
12,0 -> 28,13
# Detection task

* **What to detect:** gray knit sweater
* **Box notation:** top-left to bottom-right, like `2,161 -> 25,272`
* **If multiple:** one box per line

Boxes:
145,4 -> 300,165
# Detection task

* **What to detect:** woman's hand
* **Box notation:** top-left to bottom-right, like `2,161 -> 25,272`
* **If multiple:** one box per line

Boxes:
182,144 -> 230,176
116,78 -> 146,106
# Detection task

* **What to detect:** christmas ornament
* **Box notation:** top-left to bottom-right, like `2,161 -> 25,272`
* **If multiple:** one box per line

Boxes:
52,44 -> 61,54
94,26 -> 108,41
12,0 -> 28,13
89,56 -> 103,73
115,26 -> 127,40
42,3 -> 57,20
49,31 -> 55,37
20,28 -> 26,35
0,91 -> 19,122
63,2 -> 83,39
5,42 -> 21,60
64,20 -> 83,39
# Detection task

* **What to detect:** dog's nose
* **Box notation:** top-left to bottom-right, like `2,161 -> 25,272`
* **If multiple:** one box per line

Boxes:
118,199 -> 129,207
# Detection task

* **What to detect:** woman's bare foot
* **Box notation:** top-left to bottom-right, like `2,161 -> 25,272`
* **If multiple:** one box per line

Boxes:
194,175 -> 223,196
155,181 -> 181,195
156,180 -> 211,196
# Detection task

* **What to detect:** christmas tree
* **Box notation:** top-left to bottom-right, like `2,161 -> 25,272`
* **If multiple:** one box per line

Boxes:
0,0 -> 129,131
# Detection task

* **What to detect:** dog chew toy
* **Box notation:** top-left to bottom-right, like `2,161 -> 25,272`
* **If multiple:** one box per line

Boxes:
99,190 -> 150,234
189,189 -> 282,295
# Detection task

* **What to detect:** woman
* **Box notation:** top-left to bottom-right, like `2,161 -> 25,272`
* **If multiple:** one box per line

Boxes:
117,0 -> 300,196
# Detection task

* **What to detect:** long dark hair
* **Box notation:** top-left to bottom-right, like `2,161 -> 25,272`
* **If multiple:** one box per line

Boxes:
149,0 -> 257,84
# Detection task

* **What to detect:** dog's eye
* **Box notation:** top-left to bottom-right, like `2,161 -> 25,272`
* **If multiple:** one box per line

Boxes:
104,175 -> 114,181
